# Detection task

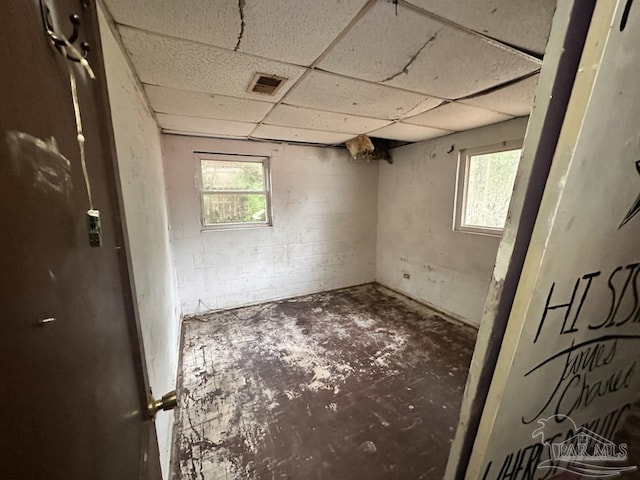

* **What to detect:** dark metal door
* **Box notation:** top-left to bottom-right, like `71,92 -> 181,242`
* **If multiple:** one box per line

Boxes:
0,1 -> 161,478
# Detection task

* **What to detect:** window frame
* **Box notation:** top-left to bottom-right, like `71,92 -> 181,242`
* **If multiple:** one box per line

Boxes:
453,140 -> 523,237
195,152 -> 273,231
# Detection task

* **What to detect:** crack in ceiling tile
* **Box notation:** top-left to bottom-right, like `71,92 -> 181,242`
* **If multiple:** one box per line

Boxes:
381,28 -> 444,83
234,0 -> 246,51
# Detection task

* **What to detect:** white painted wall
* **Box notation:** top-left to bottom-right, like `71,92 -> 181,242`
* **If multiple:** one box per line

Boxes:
98,7 -> 180,478
163,135 -> 378,314
377,117 -> 529,326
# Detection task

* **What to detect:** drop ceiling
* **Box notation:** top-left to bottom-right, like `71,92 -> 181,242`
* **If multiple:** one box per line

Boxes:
103,0 -> 556,145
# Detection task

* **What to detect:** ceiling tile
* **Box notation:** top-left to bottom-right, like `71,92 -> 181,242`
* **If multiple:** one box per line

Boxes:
145,85 -> 273,123
105,0 -> 369,66
401,97 -> 447,118
283,71 -> 442,120
405,0 -> 556,56
119,27 -> 306,102
157,113 -> 256,137
264,105 -> 391,134
317,1 -> 540,99
459,75 -> 539,116
404,102 -> 512,131
104,0 -> 238,50
252,125 -> 354,144
369,122 -> 452,142
383,27 -> 540,99
236,0 -> 370,65
318,2 -> 440,85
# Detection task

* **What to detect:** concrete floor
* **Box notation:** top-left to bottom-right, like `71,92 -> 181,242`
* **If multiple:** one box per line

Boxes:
171,283 -> 477,479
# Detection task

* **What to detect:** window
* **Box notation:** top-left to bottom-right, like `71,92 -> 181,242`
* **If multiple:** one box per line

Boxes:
454,141 -> 522,236
196,153 -> 272,229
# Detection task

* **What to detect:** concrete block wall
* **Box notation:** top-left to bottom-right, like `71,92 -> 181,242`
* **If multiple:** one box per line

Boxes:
98,8 -> 180,478
377,117 -> 529,326
162,135 -> 378,314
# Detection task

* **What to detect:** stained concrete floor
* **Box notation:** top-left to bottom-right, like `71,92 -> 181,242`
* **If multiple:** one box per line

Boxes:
171,283 -> 477,480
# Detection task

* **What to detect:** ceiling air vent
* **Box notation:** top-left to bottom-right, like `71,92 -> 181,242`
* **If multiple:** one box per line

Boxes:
248,73 -> 287,96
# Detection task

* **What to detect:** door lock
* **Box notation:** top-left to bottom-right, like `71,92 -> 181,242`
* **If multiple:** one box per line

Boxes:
148,390 -> 178,419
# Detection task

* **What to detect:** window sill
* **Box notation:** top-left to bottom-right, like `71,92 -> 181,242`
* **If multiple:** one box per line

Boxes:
453,226 -> 503,237
200,223 -> 273,232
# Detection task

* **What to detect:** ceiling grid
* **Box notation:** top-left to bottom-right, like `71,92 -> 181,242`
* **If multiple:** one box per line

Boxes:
103,0 -> 555,144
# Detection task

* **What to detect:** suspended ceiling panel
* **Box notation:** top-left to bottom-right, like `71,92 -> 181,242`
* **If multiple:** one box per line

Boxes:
252,125 -> 355,144
404,0 -> 557,56
145,85 -> 273,123
318,2 -> 442,85
157,114 -> 257,137
459,75 -> 540,117
264,105 -> 391,134
381,27 -> 540,99
103,0 -> 239,50
119,27 -> 306,102
317,1 -> 541,99
105,0 -> 370,66
103,0 -> 555,144
233,0 -> 370,65
405,102 -> 512,131
283,71 -> 442,120
370,122 -> 452,142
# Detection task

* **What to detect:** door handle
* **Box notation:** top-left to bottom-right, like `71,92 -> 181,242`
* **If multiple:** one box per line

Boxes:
148,390 -> 177,419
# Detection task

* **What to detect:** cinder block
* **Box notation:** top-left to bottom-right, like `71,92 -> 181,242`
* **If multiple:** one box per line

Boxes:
163,134 -> 379,311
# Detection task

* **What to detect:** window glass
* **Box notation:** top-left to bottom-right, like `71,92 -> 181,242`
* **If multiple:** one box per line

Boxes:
202,193 -> 267,225
198,155 -> 271,228
464,149 -> 520,230
201,160 -> 264,191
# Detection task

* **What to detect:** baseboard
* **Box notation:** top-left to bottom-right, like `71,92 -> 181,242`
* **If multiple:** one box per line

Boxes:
184,280 -> 377,319
373,281 -> 480,330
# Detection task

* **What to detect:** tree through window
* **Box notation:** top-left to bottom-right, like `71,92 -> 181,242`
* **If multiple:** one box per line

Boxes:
197,154 -> 271,228
454,142 -> 522,235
